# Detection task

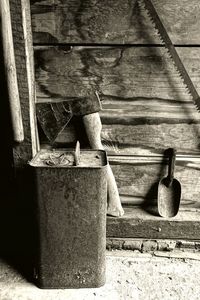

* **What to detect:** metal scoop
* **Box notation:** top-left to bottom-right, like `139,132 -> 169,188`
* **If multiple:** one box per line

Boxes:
158,148 -> 181,218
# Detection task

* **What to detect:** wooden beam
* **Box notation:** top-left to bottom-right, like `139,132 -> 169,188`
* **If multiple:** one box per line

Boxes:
107,206 -> 200,239
21,0 -> 39,156
0,0 -> 24,143
10,0 -> 39,165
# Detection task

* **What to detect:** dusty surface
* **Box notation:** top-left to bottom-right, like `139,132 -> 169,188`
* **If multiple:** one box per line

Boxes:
0,251 -> 200,300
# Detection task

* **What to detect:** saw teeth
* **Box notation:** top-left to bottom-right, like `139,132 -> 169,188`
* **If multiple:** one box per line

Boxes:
138,0 -> 200,112
195,104 -> 200,112
169,62 -> 194,95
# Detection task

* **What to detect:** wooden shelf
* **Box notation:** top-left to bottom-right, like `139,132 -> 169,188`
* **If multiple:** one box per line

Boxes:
107,206 -> 200,240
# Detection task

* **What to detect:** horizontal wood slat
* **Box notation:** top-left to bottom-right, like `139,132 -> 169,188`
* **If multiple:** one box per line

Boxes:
107,207 -> 200,239
31,0 -> 200,45
108,155 -> 200,208
56,122 -> 200,156
35,46 -> 200,155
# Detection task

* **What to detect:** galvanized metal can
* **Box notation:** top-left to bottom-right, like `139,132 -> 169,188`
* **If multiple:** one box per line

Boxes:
29,148 -> 107,289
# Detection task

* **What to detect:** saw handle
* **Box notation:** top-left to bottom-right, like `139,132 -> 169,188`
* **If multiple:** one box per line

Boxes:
0,0 -> 24,143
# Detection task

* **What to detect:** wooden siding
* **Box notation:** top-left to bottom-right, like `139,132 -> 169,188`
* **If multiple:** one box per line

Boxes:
34,44 -> 200,217
31,0 -> 200,45
34,46 -> 200,155
109,155 -> 200,207
29,0 -> 200,240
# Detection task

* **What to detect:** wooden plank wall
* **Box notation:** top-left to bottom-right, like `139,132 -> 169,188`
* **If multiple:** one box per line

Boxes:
30,0 -> 200,210
34,46 -> 200,155
31,0 -> 200,45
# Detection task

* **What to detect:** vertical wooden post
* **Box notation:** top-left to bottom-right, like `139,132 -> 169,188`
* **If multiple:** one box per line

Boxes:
21,0 -> 39,157
0,0 -> 24,143
9,0 -> 39,165
0,0 -> 39,257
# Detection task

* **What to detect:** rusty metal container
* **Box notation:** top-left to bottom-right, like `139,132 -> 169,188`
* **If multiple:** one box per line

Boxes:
29,148 -> 107,289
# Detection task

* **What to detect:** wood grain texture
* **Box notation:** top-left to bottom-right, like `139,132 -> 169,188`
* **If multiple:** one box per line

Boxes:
106,207 -> 200,239
108,155 -> 200,208
30,0 -> 200,45
35,46 -> 200,155
10,0 -> 37,164
10,0 -> 31,144
56,122 -> 200,155
21,0 -> 40,156
37,148 -> 200,210
0,0 -> 24,143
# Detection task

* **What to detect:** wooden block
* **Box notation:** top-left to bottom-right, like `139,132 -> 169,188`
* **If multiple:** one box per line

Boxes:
31,0 -> 200,45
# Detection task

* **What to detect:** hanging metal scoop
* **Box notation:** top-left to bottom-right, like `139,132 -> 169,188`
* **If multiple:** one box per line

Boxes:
158,148 -> 181,218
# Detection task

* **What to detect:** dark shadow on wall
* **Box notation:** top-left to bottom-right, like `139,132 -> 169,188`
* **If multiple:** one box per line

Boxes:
0,26 -> 38,284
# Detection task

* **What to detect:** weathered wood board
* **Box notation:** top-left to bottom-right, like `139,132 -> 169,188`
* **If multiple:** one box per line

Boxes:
10,0 -> 39,164
108,155 -> 200,208
107,207 -> 200,239
30,0 -> 200,45
34,46 -> 200,155
57,117 -> 200,156
10,0 -> 32,147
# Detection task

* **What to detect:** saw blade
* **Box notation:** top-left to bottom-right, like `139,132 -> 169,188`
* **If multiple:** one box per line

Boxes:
138,0 -> 200,112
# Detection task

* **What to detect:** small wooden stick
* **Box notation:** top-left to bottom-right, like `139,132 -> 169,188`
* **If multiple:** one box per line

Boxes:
74,140 -> 80,166
0,0 -> 24,143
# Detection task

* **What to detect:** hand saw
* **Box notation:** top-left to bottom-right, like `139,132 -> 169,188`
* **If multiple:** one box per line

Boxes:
138,0 -> 200,112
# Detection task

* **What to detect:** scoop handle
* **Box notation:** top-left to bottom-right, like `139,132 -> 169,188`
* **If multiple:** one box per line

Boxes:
167,148 -> 176,186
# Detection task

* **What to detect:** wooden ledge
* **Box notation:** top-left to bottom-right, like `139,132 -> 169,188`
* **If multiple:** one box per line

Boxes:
107,206 -> 200,240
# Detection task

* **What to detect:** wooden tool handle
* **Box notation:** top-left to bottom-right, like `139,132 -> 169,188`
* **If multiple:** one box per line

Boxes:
74,140 -> 80,166
0,0 -> 24,143
167,148 -> 176,186
82,112 -> 102,149
83,112 -> 124,217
